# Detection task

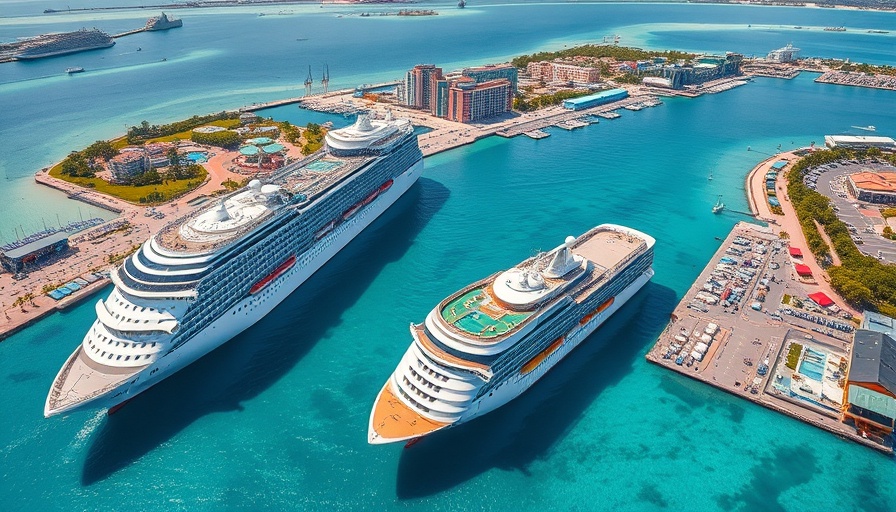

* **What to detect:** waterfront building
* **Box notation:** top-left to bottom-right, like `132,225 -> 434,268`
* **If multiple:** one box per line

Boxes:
824,135 -> 896,151
767,43 -> 800,63
0,232 -> 69,273
526,61 -> 600,85
430,77 -> 449,118
144,142 -> 176,168
461,63 -> 518,92
843,313 -> 896,441
109,151 -> 148,183
657,53 -> 743,89
239,112 -> 259,125
562,88 -> 628,111
642,76 -> 673,88
402,64 -> 443,110
446,78 -> 513,123
846,171 -> 896,204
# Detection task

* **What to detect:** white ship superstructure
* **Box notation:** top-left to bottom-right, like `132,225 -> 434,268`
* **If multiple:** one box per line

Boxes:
46,114 -> 423,417
369,224 -> 654,444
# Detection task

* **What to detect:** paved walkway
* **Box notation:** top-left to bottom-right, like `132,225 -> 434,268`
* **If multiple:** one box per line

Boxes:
745,150 -> 858,316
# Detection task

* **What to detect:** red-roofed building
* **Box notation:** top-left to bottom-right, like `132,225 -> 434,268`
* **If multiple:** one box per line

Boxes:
795,263 -> 812,277
788,247 -> 803,258
808,291 -> 834,308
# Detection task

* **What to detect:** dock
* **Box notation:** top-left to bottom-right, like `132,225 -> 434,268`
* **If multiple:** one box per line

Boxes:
523,130 -> 550,140
496,95 -> 650,138
646,222 -> 891,455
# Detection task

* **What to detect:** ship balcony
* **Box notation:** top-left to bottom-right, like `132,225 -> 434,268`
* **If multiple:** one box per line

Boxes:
406,344 -> 481,393
393,373 -> 469,418
95,299 -> 179,334
111,266 -> 197,299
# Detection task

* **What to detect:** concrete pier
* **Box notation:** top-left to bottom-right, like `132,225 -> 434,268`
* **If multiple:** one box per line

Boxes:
646,222 -> 891,455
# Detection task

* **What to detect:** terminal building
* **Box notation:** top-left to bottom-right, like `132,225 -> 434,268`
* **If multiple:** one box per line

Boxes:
658,53 -> 743,89
0,232 -> 69,274
824,135 -> 896,151
846,171 -> 896,204
562,88 -> 629,111
842,312 -> 896,442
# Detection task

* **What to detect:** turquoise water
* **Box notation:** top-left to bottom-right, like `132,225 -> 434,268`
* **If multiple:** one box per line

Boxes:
2,2 -> 896,511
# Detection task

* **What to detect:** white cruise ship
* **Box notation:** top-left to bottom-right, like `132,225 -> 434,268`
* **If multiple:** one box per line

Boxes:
369,224 -> 654,444
45,114 -> 423,417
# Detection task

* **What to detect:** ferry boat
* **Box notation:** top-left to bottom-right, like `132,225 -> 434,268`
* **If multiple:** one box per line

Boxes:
45,113 -> 424,418
15,28 -> 114,60
712,195 -> 725,214
368,224 -> 655,444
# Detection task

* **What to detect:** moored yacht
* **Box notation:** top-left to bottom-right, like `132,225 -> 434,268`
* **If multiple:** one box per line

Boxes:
369,224 -> 654,444
45,113 -> 424,417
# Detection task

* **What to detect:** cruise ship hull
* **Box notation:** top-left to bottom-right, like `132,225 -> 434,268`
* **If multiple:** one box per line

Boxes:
369,265 -> 653,444
45,159 -> 423,417
16,42 -> 115,60
460,267 -> 652,422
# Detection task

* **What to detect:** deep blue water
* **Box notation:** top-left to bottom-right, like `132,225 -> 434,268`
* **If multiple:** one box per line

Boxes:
1,2 -> 896,510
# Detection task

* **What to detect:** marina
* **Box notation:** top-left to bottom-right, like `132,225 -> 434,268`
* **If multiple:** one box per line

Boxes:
646,222 -> 891,455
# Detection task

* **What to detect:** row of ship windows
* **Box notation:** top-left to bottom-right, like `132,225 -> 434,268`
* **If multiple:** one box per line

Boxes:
111,293 -> 171,313
402,376 -> 437,403
415,360 -> 449,383
397,382 -> 432,413
409,366 -> 442,393
87,341 -> 152,362
91,327 -> 158,349
176,159 -> 404,340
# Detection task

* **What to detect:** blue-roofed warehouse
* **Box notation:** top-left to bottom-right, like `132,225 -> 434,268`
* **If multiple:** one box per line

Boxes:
0,231 -> 69,273
562,88 -> 629,111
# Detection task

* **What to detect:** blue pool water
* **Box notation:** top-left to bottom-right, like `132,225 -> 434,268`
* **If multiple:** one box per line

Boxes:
186,151 -> 208,163
799,348 -> 827,382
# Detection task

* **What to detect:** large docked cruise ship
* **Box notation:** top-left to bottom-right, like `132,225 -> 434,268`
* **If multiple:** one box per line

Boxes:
369,224 -> 654,444
45,114 -> 423,417
15,29 -> 114,60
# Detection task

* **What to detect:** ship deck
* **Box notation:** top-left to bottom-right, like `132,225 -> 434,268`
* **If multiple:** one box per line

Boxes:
155,153 -> 370,254
571,228 -> 646,272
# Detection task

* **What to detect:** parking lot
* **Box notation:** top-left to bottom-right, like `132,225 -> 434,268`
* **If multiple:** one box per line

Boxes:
806,159 -> 896,263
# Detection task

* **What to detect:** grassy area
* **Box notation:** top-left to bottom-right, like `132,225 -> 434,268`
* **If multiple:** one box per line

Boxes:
785,343 -> 803,370
145,119 -> 241,144
49,164 -> 208,204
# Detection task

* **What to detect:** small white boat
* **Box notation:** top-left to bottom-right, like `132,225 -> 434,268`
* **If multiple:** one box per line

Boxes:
65,67 -> 84,74
712,195 -> 725,214
852,125 -> 876,132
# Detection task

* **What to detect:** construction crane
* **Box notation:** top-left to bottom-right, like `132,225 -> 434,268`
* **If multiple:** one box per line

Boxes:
304,65 -> 313,96
321,64 -> 330,94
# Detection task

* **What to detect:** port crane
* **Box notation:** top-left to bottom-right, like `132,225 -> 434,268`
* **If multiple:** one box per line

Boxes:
304,65 -> 313,96
321,64 -> 329,94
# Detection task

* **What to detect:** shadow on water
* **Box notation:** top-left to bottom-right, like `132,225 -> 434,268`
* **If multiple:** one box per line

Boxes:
395,282 -> 678,499
80,177 -> 449,485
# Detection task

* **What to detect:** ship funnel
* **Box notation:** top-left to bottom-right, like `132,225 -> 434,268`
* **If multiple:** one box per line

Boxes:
543,236 -> 579,278
355,114 -> 374,132
213,201 -> 231,222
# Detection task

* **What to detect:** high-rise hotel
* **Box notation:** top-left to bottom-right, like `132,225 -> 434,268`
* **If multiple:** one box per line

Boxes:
400,63 -> 517,123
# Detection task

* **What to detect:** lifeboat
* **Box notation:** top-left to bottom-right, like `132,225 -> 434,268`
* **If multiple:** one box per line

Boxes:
379,179 -> 393,193
520,337 -> 564,375
579,296 -> 614,325
314,220 -> 336,240
249,255 -> 296,294
342,182 -> 389,221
